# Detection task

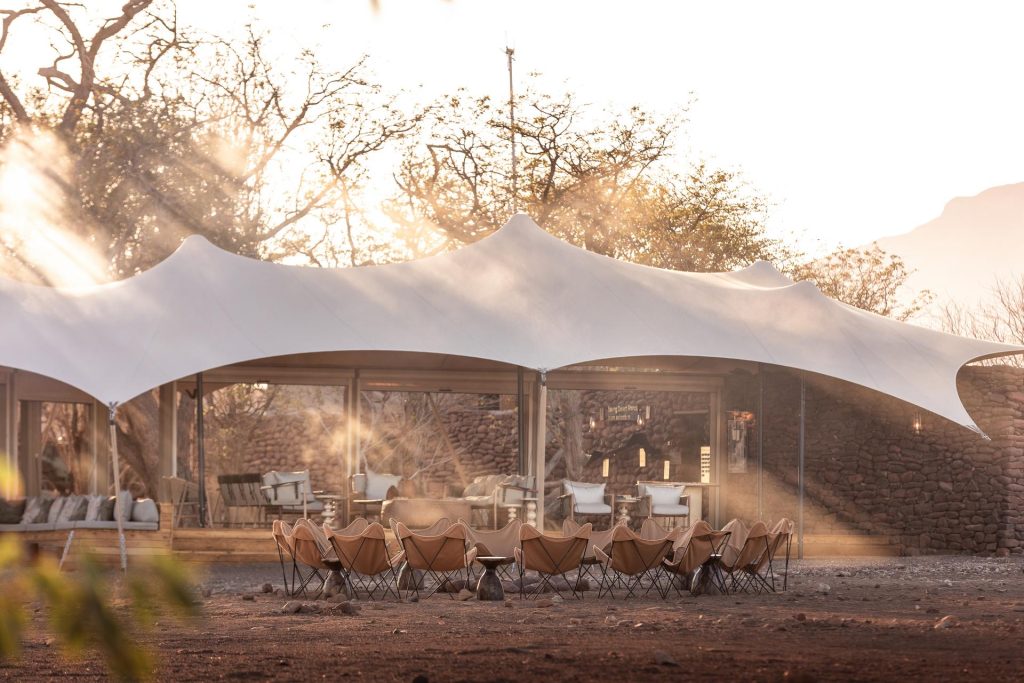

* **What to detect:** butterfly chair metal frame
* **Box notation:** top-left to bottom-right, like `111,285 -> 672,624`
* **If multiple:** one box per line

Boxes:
460,519 -> 521,584
742,519 -> 795,593
272,520 -> 300,596
328,522 -> 403,600
664,525 -> 733,597
720,521 -> 772,594
516,524 -> 591,600
595,526 -> 675,600
291,519 -> 343,598
562,519 -> 615,593
394,522 -> 476,600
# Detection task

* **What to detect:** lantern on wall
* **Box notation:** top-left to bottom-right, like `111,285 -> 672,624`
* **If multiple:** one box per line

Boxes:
602,457 -> 610,478
638,447 -> 647,468
662,459 -> 671,480
913,413 -> 923,434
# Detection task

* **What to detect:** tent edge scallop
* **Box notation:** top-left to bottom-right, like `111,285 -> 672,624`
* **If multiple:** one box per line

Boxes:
0,213 -> 1019,436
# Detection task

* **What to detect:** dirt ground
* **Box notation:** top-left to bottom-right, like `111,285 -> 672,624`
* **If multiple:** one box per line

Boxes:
3,555 -> 1024,682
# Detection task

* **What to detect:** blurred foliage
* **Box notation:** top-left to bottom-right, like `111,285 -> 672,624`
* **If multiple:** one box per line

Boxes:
792,243 -> 934,321
0,462 -> 198,680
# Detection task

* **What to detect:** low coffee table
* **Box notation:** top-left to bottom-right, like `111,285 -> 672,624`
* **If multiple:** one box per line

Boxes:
475,556 -> 512,601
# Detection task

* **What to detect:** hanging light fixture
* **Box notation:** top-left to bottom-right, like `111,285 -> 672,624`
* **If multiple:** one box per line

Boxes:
638,447 -> 647,468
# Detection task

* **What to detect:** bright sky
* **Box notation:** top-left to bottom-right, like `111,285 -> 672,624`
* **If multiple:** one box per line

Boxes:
3,0 -> 1022,254
166,0 -> 1024,252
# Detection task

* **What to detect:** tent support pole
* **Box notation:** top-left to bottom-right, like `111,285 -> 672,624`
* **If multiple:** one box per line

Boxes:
516,368 -> 526,475
757,365 -> 764,520
533,371 -> 547,530
107,403 -> 127,573
798,374 -> 805,560
353,370 -> 362,474
196,373 -> 207,528
345,377 -> 354,485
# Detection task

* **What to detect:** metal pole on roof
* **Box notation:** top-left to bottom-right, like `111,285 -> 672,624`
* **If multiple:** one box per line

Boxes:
797,374 -> 805,560
757,365 -> 764,520
196,373 -> 207,528
506,45 -> 517,213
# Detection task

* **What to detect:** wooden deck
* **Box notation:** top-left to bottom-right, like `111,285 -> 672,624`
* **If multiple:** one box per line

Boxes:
169,528 -> 279,563
12,511 -> 902,567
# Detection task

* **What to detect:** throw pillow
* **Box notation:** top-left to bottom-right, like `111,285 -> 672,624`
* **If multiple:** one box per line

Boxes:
114,490 -> 133,523
20,497 -> 41,524
85,495 -> 105,522
32,497 -> 54,524
46,497 -> 66,524
66,496 -> 89,522
98,497 -> 117,521
462,479 -> 485,497
57,495 -> 85,523
647,485 -> 684,507
0,498 -> 25,524
130,499 -> 159,523
566,481 -> 605,506
365,470 -> 402,500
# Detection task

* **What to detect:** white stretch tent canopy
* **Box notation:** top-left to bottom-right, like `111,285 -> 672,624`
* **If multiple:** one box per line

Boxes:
0,214 -> 1019,433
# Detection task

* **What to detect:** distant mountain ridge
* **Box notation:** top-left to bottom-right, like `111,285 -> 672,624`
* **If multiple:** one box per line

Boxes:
874,183 -> 1024,306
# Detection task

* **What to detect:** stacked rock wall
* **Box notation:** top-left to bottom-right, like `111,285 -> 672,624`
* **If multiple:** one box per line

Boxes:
723,365 -> 1024,555
198,366 -> 1024,554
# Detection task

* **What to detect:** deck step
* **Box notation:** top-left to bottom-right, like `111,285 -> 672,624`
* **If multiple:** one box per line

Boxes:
801,533 -> 901,557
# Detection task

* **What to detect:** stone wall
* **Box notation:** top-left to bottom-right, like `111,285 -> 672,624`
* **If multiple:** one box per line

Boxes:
204,396 -> 520,497
198,366 -> 1024,555
722,365 -> 1024,556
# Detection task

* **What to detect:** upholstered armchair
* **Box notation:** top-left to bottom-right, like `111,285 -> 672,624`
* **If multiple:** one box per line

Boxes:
636,481 -> 690,527
261,470 -> 325,519
461,474 -> 535,528
559,479 -> 613,528
347,469 -> 403,521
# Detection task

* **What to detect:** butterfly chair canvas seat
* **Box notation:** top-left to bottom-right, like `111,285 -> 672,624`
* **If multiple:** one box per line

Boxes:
460,519 -> 521,581
515,523 -> 591,600
662,520 -> 731,596
327,522 -> 404,600
272,520 -> 300,596
743,518 -> 794,593
718,520 -> 771,594
562,519 -> 615,591
290,519 -> 343,598
394,522 -> 477,599
594,524 -> 675,599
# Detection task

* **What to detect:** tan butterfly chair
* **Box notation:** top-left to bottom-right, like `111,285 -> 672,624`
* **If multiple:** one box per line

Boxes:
745,518 -> 795,592
593,524 -> 675,599
272,519 -> 298,596
639,517 -> 674,541
291,518 -> 343,597
718,518 -> 749,568
773,517 -> 795,590
515,523 -> 591,600
393,522 -> 478,599
459,518 -> 521,581
326,522 -> 404,600
662,520 -> 732,596
324,516 -> 370,538
562,518 -> 615,590
719,520 -> 770,594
